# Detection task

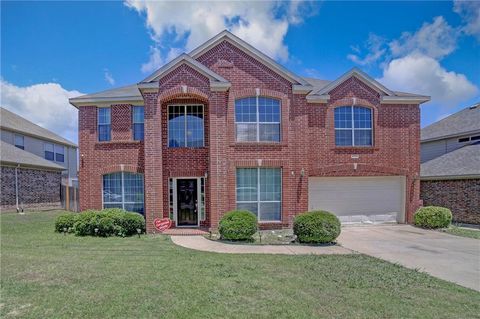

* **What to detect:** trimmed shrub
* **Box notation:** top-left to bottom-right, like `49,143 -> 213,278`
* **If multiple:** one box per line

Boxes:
219,210 -> 257,241
293,210 -> 341,244
71,209 -> 145,237
414,206 -> 452,229
97,217 -> 115,236
54,213 -> 77,233
121,212 -> 145,235
73,210 -> 101,236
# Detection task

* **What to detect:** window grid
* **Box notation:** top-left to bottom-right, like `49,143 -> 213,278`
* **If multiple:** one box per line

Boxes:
103,172 -> 144,214
235,96 -> 281,142
98,107 -> 111,142
168,105 -> 204,148
44,143 -> 54,161
132,106 -> 144,141
14,134 -> 24,150
236,168 -> 281,221
55,144 -> 65,162
335,106 -> 372,146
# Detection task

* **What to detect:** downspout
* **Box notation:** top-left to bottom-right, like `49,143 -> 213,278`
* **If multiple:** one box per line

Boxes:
15,164 -> 20,213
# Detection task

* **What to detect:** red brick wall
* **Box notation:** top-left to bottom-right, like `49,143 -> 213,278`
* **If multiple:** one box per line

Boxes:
421,179 -> 480,224
78,39 -> 421,231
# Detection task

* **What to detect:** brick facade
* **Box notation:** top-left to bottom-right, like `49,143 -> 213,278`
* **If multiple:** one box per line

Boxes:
0,166 -> 61,211
78,38 -> 422,232
421,179 -> 480,224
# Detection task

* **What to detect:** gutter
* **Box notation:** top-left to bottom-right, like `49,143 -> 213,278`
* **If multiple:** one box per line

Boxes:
420,174 -> 480,181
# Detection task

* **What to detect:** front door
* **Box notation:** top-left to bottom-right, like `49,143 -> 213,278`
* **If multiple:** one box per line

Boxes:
176,179 -> 198,226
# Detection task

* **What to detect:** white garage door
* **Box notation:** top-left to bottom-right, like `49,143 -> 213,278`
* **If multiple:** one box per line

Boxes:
308,176 -> 405,224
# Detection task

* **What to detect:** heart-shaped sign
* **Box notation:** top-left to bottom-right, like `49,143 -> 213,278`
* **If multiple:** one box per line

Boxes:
154,218 -> 172,232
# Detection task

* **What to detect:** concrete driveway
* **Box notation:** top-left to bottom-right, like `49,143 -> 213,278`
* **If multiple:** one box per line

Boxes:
338,225 -> 480,291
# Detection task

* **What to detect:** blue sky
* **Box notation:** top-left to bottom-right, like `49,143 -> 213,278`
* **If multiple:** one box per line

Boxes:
2,1 -> 479,143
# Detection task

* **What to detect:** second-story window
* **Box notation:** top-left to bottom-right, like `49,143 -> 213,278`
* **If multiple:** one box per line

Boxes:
334,106 -> 372,146
168,105 -> 204,147
98,107 -> 111,142
14,134 -> 24,150
235,97 -> 280,142
132,106 -> 144,141
55,145 -> 65,162
44,143 -> 54,161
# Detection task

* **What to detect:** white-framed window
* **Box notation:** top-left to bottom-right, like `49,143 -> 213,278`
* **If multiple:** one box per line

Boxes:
98,107 -> 111,142
132,106 -> 144,141
168,105 -> 204,147
14,134 -> 24,150
103,172 -> 144,214
334,106 -> 372,146
235,97 -> 281,142
236,168 -> 281,221
55,145 -> 65,162
44,142 -> 54,161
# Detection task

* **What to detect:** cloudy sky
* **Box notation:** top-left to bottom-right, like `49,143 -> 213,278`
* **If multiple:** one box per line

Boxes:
1,1 -> 479,143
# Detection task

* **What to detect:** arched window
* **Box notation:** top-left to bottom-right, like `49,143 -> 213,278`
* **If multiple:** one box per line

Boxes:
334,106 -> 372,146
103,172 -> 144,214
235,97 -> 280,142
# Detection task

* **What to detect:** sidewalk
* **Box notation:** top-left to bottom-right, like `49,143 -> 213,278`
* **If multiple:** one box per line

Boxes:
171,235 -> 353,255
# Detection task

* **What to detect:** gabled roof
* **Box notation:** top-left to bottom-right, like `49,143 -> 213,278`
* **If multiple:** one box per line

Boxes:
421,142 -> 480,179
0,140 -> 65,171
141,53 -> 229,84
69,84 -> 143,107
189,30 -> 310,86
421,103 -> 480,142
305,68 -> 430,104
0,108 -> 77,147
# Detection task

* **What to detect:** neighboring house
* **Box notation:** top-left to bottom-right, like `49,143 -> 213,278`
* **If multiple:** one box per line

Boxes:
0,140 -> 65,211
0,107 -> 78,185
69,30 -> 429,232
420,104 -> 480,224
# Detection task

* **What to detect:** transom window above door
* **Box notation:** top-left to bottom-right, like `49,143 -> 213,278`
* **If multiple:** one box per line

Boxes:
235,97 -> 281,142
334,106 -> 372,146
168,105 -> 204,148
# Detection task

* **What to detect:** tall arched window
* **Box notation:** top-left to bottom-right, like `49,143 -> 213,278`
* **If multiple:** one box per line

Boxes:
334,106 -> 372,146
103,172 -> 144,214
235,97 -> 280,142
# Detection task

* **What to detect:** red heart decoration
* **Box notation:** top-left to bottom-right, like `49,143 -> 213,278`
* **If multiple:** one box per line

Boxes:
154,218 -> 172,232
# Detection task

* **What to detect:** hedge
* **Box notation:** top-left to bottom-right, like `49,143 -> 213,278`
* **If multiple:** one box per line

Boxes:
414,206 -> 452,229
219,210 -> 257,241
293,210 -> 341,244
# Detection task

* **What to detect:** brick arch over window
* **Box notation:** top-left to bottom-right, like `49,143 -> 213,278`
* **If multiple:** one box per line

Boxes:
326,98 -> 379,149
227,88 -> 290,145
99,164 -> 144,176
158,86 -> 209,104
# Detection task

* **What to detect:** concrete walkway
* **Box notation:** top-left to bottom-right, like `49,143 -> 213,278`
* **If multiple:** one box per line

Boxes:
171,236 -> 353,255
338,225 -> 480,292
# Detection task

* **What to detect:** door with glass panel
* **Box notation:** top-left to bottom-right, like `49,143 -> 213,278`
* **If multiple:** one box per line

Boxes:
176,179 -> 198,226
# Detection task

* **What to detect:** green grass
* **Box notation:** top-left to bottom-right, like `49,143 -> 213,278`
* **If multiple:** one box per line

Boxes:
440,225 -> 480,240
1,211 -> 479,319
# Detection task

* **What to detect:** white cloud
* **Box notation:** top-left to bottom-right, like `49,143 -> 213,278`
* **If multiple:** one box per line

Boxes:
103,68 -> 115,86
389,16 -> 458,60
347,33 -> 387,66
377,53 -> 478,107
454,0 -> 480,40
125,0 -> 318,73
0,80 -> 82,143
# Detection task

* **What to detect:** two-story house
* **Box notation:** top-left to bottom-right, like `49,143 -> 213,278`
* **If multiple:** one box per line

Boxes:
0,107 -> 78,211
420,104 -> 480,224
70,31 -> 429,232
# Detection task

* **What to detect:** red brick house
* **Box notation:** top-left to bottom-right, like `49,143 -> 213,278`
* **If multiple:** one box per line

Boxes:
70,30 -> 430,232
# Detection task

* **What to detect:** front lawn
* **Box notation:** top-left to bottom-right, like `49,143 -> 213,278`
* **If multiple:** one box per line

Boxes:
440,225 -> 480,240
1,211 -> 479,319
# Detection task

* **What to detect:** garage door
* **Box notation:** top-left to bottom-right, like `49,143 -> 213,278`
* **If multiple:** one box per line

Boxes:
308,176 -> 405,224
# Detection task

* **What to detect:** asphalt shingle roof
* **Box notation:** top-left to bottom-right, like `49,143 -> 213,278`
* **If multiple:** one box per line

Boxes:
71,84 -> 141,100
0,108 -> 77,147
420,142 -> 480,178
0,140 -> 65,170
421,103 -> 480,142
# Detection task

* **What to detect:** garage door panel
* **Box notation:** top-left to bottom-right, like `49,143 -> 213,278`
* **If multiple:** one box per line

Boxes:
308,176 -> 405,224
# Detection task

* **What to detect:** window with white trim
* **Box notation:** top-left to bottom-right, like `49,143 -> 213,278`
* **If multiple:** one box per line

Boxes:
44,143 -> 54,160
103,172 -> 144,214
14,134 -> 24,150
235,97 -> 280,142
334,106 -> 372,146
55,145 -> 65,162
168,105 -> 204,147
236,168 -> 281,221
132,106 -> 144,141
98,107 -> 111,142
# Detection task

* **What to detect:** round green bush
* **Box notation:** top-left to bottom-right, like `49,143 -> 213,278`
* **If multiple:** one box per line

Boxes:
73,210 -> 101,236
121,212 -> 145,235
54,213 -> 77,232
219,210 -> 257,241
293,210 -> 341,244
414,206 -> 452,229
97,217 -> 115,236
